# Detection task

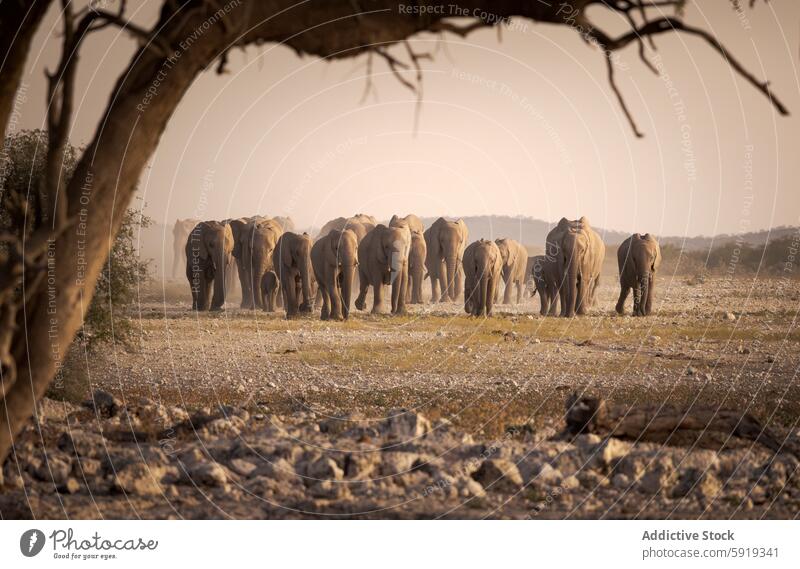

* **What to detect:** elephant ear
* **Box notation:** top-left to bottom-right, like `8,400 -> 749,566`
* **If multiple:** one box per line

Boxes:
426,226 -> 440,264
652,243 -> 662,271
230,220 -> 245,259
281,236 -> 294,269
197,224 -> 209,261
328,230 -> 341,254
375,235 -> 388,265
506,242 -> 517,266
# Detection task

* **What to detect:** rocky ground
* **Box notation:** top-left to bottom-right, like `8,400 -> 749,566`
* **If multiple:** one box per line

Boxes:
1,275 -> 799,519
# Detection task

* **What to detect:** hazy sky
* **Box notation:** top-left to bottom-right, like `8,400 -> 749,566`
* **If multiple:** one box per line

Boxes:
15,1 -> 800,237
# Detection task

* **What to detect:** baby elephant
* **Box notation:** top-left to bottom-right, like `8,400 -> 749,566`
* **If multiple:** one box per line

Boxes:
616,233 -> 661,316
260,270 -> 280,312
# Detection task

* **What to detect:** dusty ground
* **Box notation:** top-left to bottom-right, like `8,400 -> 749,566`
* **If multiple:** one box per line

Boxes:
2,275 -> 799,519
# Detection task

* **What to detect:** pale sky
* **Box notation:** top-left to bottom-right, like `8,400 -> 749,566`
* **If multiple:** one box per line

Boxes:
15,1 -> 800,237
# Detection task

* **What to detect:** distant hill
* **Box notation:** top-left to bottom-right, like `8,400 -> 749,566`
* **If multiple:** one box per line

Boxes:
658,225 -> 799,251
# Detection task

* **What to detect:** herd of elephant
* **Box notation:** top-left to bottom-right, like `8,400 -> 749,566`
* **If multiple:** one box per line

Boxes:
172,214 -> 662,320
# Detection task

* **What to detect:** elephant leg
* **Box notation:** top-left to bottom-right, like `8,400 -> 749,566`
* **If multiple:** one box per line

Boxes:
644,274 -> 655,315
188,267 -> 199,310
437,273 -> 448,303
200,276 -> 212,311
282,272 -> 297,318
541,291 -> 552,316
576,285 -> 587,315
502,275 -> 512,304
394,268 -> 409,315
320,285 -> 330,321
355,268 -> 368,311
430,275 -> 439,304
486,279 -> 496,316
616,282 -> 630,315
632,278 -> 643,316
548,288 -> 559,316
371,280 -> 384,314
329,272 -> 343,321
637,276 -> 649,317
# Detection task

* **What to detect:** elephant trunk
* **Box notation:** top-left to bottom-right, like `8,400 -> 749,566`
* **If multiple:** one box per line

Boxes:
565,258 -> 578,317
391,270 -> 401,312
250,250 -> 269,310
211,250 -> 229,310
340,264 -> 355,318
300,256 -> 313,312
479,271 -> 489,316
444,256 -> 457,301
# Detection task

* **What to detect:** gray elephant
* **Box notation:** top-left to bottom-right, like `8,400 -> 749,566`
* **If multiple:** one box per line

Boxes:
317,213 -> 376,242
389,214 -> 424,235
185,221 -> 234,311
424,217 -> 468,302
172,218 -> 200,279
355,224 -> 410,315
494,238 -> 528,304
260,270 -> 280,312
271,216 -> 296,233
311,229 -> 359,320
228,217 -> 253,308
547,217 -> 605,317
272,232 -> 315,318
462,239 -> 502,317
616,233 -> 661,316
527,254 -> 560,316
238,217 -> 283,309
389,214 -> 427,304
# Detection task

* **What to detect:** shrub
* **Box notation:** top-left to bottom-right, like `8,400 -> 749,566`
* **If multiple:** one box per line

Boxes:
1,129 -> 151,350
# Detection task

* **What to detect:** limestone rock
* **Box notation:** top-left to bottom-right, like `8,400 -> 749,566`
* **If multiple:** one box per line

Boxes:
471,459 -> 523,493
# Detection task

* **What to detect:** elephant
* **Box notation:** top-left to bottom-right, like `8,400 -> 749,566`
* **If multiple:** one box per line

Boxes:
527,254 -> 560,316
547,217 -> 605,317
355,224 -> 411,315
272,232 -> 315,318
317,213 -> 376,241
260,270 -> 280,313
389,214 -> 424,235
235,217 -> 283,309
523,255 -> 538,298
172,218 -> 199,279
462,239 -> 503,317
271,216 -> 295,233
228,217 -> 253,307
185,221 -> 234,311
424,217 -> 468,302
311,228 -> 359,320
389,214 -> 427,304
494,238 -> 528,304
616,233 -> 661,316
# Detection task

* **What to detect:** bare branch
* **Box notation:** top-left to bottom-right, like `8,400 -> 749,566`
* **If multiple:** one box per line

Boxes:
605,51 -> 644,138
359,51 -> 376,104
429,19 -> 490,37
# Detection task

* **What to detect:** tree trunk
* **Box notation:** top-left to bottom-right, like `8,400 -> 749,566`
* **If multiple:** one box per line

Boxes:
0,1 -> 52,150
0,12 -> 223,463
